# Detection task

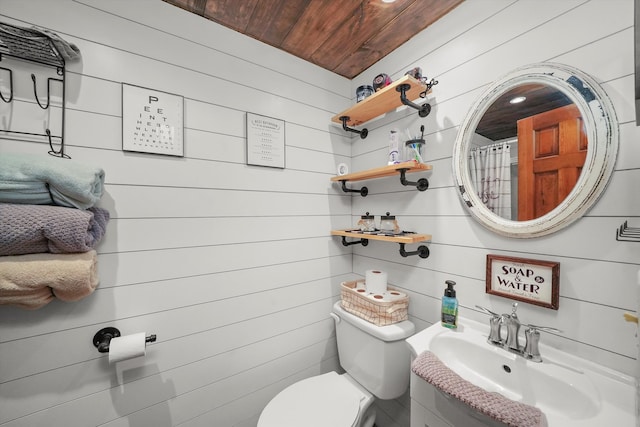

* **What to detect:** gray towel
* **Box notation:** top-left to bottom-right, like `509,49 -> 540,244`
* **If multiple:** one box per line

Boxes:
411,351 -> 547,427
0,152 -> 104,209
0,203 -> 109,255
30,26 -> 81,61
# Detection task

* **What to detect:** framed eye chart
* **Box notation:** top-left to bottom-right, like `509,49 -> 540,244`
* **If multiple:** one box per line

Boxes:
122,83 -> 184,157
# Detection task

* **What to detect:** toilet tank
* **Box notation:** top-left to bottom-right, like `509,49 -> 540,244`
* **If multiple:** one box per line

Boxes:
331,301 -> 415,400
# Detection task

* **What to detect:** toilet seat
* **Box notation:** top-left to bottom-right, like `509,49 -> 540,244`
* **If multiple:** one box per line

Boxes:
258,372 -> 367,427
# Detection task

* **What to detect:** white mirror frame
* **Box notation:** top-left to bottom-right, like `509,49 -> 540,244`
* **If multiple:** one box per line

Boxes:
452,62 -> 618,238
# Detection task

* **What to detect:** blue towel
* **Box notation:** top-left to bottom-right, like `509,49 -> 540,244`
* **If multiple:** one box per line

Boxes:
0,153 -> 105,209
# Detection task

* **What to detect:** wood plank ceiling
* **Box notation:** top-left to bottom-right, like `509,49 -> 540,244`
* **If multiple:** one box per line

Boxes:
162,0 -> 465,79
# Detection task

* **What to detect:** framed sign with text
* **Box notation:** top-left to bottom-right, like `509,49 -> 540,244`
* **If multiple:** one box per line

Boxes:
486,255 -> 559,309
246,112 -> 285,168
122,83 -> 184,157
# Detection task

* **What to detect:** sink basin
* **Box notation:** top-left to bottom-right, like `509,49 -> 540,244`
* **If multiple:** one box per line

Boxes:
406,317 -> 635,427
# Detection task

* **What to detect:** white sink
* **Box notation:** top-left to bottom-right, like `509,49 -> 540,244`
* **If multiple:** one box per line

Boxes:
406,317 -> 635,427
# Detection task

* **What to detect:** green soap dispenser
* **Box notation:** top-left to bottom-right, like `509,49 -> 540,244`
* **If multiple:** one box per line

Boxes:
441,280 -> 458,329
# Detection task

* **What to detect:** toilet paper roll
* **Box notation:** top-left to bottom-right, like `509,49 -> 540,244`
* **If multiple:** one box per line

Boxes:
108,332 -> 147,364
365,270 -> 387,294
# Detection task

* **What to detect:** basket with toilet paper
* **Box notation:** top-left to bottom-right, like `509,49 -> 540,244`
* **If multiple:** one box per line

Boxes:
340,278 -> 409,326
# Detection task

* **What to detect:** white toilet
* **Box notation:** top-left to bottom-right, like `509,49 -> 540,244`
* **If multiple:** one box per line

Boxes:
258,300 -> 415,427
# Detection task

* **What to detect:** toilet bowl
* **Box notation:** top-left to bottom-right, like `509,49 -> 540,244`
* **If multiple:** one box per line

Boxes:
257,301 -> 415,427
258,371 -> 374,427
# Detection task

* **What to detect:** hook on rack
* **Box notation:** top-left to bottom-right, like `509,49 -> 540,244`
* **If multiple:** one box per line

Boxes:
616,221 -> 640,242
46,128 -> 70,159
399,243 -> 430,258
0,67 -> 13,103
339,180 -> 368,197
339,116 -> 368,139
340,236 -> 369,247
396,83 -> 431,117
31,73 -> 62,110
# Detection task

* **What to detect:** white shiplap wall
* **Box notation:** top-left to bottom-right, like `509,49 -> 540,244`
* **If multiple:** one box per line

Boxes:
0,1 -> 638,427
349,0 -> 640,426
0,1 -> 354,426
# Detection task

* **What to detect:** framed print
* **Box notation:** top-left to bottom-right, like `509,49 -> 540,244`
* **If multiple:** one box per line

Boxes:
486,255 -> 559,309
122,83 -> 184,156
246,112 -> 285,168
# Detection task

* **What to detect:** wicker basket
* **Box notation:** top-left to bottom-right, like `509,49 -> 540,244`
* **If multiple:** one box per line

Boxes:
340,280 -> 409,326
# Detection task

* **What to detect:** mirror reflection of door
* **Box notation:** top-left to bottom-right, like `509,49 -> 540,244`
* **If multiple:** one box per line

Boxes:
517,104 -> 587,220
472,83 -> 586,221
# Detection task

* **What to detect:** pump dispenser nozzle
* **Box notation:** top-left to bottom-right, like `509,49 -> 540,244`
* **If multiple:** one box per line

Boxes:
444,280 -> 456,297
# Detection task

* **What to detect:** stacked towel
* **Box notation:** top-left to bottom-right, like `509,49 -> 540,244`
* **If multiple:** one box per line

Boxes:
411,351 -> 547,427
0,153 -> 105,209
30,26 -> 81,61
0,203 -> 109,255
0,250 -> 98,309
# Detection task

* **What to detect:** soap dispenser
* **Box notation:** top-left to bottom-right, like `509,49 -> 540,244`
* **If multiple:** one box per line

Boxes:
441,280 -> 458,329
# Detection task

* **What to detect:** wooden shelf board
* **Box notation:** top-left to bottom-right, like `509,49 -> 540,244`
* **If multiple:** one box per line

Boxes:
331,161 -> 432,183
331,75 -> 428,127
331,229 -> 432,244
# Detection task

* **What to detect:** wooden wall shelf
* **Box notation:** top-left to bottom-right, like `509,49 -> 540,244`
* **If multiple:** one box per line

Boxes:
331,161 -> 432,196
332,75 -> 429,127
331,229 -> 431,244
331,229 -> 432,258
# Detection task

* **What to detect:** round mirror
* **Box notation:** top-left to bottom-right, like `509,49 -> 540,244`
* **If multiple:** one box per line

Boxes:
452,63 -> 618,238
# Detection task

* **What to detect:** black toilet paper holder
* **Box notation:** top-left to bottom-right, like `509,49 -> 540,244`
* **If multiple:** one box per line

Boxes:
93,327 -> 157,353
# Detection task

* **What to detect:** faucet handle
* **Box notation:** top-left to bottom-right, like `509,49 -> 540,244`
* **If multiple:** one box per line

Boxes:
525,324 -> 562,334
523,324 -> 562,362
475,305 -> 500,317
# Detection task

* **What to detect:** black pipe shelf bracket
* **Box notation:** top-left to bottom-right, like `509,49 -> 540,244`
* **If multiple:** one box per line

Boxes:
399,243 -> 430,259
397,83 -> 431,118
0,22 -> 69,159
398,168 -> 429,191
340,180 -> 368,197
340,236 -> 369,247
339,116 -> 368,139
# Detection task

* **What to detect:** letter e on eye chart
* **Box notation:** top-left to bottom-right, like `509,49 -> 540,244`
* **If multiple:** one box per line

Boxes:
486,254 -> 559,310
122,83 -> 184,157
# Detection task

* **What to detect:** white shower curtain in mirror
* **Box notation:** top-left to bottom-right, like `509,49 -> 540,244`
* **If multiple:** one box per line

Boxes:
469,142 -> 512,219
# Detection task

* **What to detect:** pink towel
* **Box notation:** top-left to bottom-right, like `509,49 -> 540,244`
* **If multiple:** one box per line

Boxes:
411,351 -> 547,427
0,250 -> 99,309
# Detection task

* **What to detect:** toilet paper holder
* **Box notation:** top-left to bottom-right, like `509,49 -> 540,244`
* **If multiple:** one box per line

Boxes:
93,327 -> 157,353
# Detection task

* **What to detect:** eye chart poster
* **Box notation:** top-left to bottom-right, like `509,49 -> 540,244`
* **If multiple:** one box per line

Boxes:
122,83 -> 184,157
246,112 -> 285,168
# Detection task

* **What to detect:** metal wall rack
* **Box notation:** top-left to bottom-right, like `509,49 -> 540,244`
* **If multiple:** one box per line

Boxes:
616,221 -> 640,242
0,22 -> 68,158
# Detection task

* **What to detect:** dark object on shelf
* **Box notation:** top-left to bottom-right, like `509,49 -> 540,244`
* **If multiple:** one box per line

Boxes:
356,85 -> 374,102
373,73 -> 392,92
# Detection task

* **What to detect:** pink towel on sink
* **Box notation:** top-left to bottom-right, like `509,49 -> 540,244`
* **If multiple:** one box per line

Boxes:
411,351 -> 547,427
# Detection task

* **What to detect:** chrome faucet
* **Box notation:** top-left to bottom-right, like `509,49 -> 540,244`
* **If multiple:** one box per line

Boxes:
476,303 -> 561,362
503,302 -> 521,353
